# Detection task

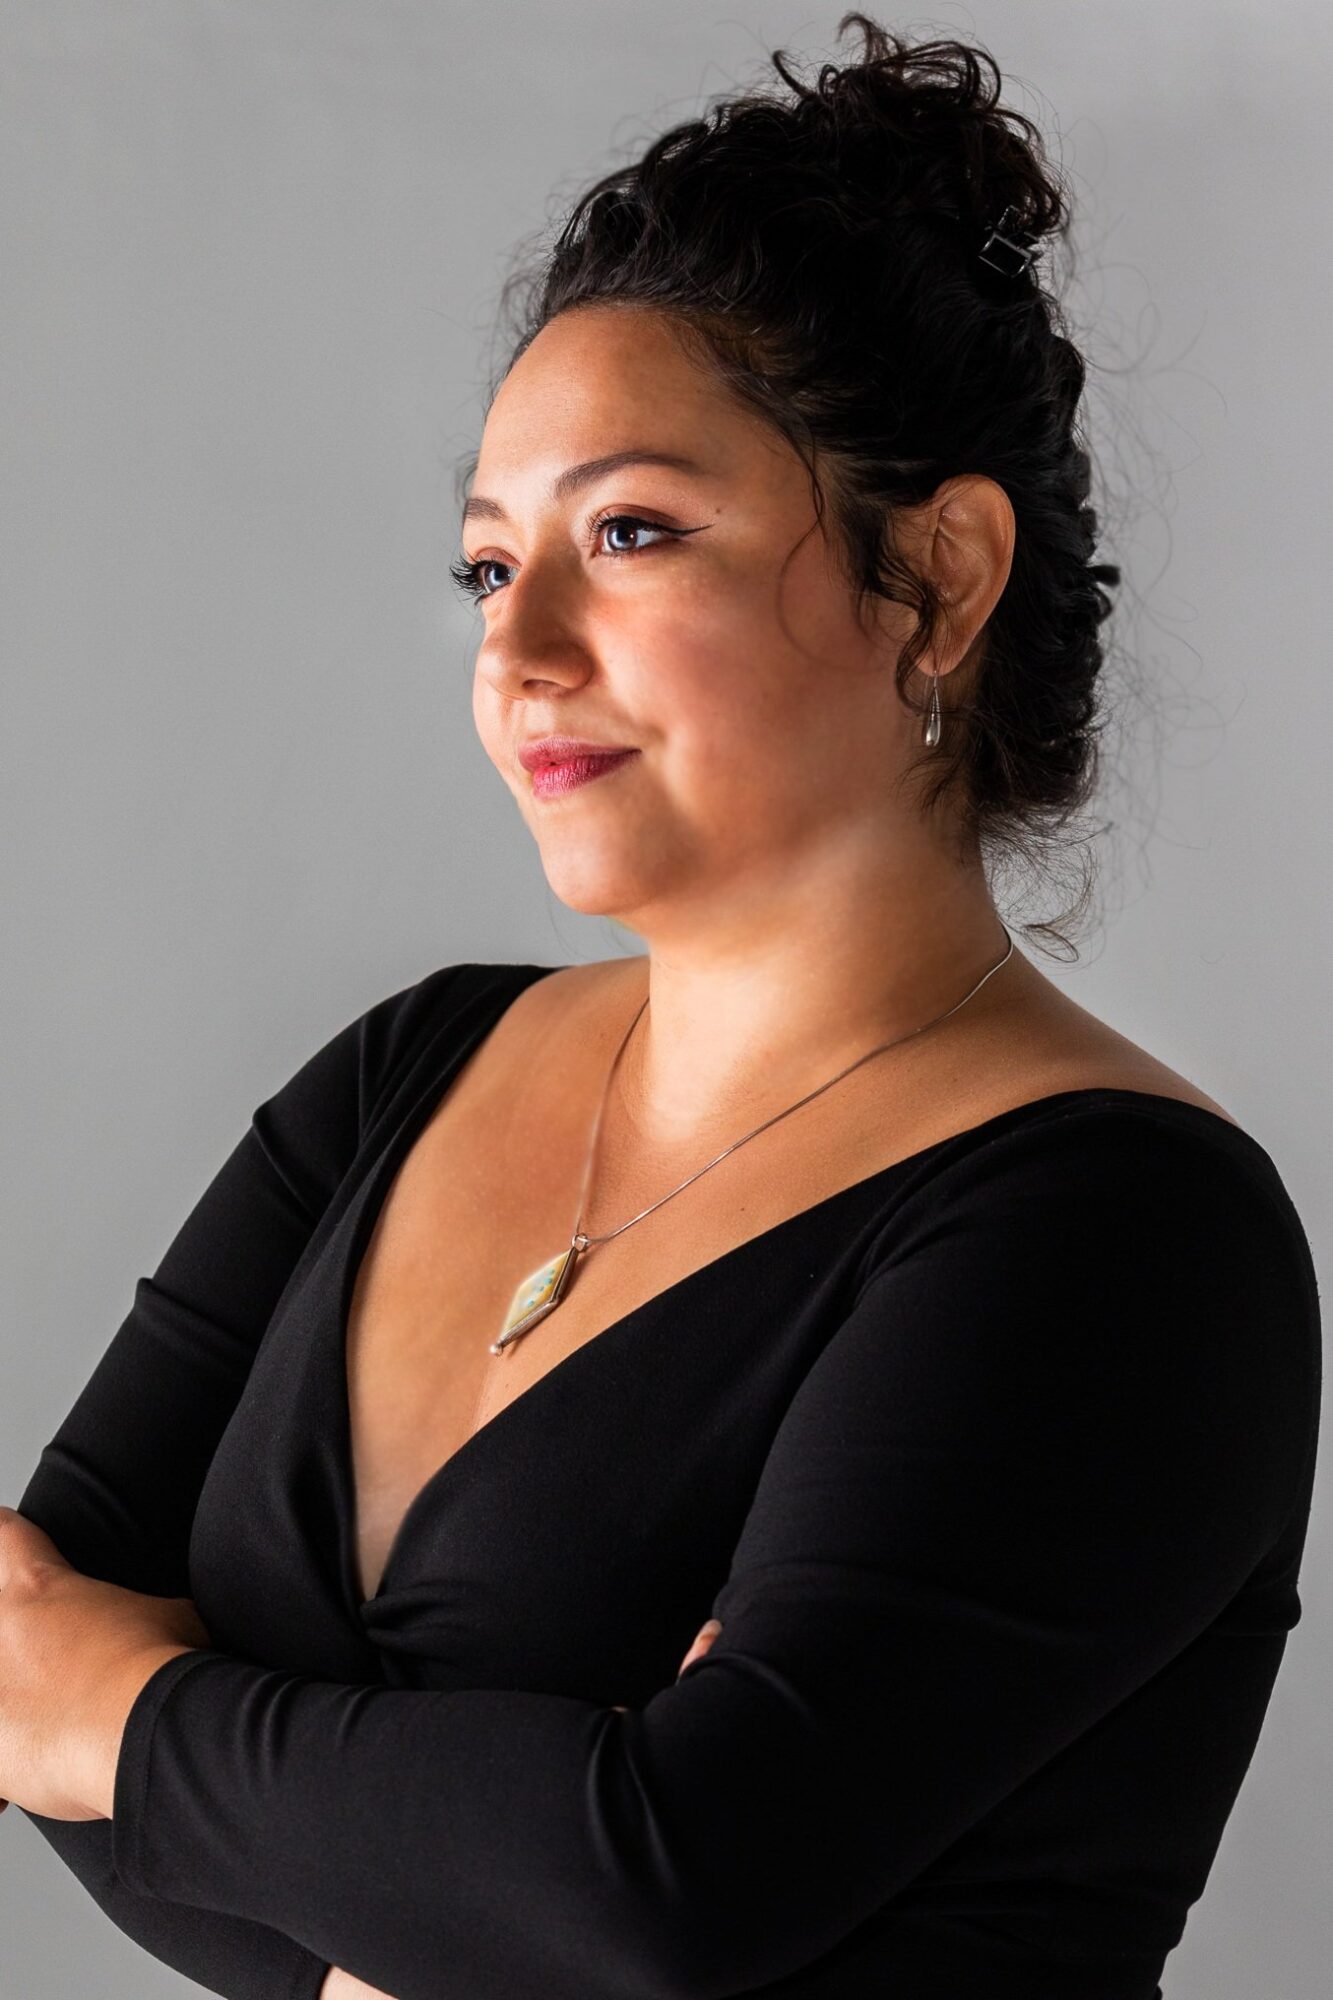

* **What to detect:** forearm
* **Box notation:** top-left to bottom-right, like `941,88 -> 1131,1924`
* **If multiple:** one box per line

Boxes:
12,973 -> 428,1994
22,1813 -> 328,2000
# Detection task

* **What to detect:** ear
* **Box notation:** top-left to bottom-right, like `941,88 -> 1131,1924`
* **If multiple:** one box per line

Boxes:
921,475 -> 1016,676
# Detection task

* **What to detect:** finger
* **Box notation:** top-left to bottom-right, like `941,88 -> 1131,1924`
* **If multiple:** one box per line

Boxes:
677,1618 -> 722,1679
169,1595 -> 215,1649
0,1504 -> 66,1571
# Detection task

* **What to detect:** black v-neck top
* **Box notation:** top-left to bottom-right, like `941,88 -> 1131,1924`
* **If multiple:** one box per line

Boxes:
17,960 -> 1322,2000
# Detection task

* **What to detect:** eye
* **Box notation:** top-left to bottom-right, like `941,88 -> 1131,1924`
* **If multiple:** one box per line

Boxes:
449,512 -> 691,604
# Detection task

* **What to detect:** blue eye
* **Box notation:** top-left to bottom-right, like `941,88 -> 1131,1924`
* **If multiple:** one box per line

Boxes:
449,513 -> 689,603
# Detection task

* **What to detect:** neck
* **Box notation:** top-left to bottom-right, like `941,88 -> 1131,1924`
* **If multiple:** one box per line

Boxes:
607,855 -> 1033,1151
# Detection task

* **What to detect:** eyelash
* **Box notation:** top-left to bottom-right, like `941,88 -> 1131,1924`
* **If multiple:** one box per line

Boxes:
448,512 -> 686,603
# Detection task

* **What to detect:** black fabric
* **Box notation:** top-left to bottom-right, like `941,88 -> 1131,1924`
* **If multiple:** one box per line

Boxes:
17,959 -> 1321,2000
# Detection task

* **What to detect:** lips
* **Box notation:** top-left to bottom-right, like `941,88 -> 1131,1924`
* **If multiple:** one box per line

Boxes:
518,735 -> 635,771
527,749 -> 638,800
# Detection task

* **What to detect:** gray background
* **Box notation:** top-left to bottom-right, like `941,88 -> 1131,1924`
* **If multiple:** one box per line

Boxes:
2,3 -> 1328,1994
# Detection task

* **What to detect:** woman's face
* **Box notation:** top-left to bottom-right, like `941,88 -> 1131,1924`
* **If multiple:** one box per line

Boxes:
464,303 -> 1004,931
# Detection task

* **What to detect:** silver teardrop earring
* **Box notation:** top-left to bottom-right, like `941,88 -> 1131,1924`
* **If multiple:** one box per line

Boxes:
923,669 -> 942,748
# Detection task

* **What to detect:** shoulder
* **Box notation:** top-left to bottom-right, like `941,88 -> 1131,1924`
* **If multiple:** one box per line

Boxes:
856,1089 -> 1320,1469
467,953 -> 647,1065
909,1088 -> 1295,1237
865,1087 -> 1313,1330
514,953 -> 646,1014
353,958 -> 564,1093
258,959 -> 556,1134
992,959 -> 1242,1124
401,953 -> 640,1029
281,952 -> 635,1116
865,1097 -> 1321,1458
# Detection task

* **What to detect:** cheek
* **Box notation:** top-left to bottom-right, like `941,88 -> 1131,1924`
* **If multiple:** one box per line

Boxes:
471,669 -> 509,772
654,604 -> 847,781
625,571 -> 809,737
654,674 -> 843,844
655,631 -> 887,845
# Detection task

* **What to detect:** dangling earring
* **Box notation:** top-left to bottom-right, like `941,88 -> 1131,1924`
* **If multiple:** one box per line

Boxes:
923,669 -> 942,748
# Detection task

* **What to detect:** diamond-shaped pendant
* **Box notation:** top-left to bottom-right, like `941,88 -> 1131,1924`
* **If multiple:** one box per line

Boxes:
492,1243 -> 581,1355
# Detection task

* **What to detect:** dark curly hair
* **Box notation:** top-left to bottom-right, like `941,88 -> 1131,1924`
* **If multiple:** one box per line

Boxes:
462,14 -> 1126,958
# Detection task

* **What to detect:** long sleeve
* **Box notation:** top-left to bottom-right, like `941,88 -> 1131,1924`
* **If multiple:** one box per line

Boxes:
104,1109 -> 1321,2000
15,965 -> 457,2000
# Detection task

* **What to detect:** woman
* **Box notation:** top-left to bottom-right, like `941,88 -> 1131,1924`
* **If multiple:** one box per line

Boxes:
3,17 -> 1320,1999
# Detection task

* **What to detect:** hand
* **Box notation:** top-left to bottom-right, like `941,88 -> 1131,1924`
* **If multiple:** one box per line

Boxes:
318,1967 -> 400,1999
0,1504 -> 211,1821
612,1617 -> 722,1714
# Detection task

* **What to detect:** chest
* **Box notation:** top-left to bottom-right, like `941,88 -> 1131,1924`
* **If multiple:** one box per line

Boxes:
337,973 -> 1147,1620
187,966 -> 1172,1698
188,1057 -> 892,1702
341,1039 -> 920,1612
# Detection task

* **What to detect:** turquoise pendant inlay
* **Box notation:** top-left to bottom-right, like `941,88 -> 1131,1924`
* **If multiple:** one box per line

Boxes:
491,1242 -> 582,1355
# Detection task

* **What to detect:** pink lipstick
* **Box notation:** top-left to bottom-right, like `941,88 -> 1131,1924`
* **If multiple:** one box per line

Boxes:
529,749 -> 639,800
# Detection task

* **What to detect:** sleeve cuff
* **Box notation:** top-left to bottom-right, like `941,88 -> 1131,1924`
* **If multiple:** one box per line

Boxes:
111,1647 -> 235,1900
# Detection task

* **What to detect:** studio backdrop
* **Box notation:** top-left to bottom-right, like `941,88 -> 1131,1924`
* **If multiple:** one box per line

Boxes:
2,5 -> 1328,1998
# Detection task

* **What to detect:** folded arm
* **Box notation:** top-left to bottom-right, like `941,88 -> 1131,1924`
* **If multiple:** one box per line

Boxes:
16,970 -> 458,2000
104,1110 -> 1318,2000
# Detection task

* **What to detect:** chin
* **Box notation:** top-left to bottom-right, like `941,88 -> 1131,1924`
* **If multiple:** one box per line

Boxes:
546,880 -> 644,921
527,799 -> 678,915
534,846 -> 653,921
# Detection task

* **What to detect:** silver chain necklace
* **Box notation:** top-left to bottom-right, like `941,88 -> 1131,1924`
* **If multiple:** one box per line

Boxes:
491,923 -> 1016,1354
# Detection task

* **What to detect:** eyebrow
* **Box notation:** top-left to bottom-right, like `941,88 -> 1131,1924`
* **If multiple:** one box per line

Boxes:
460,450 -> 710,526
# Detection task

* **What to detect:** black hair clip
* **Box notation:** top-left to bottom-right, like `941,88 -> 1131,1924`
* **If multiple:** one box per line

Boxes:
978,204 -> 1038,278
